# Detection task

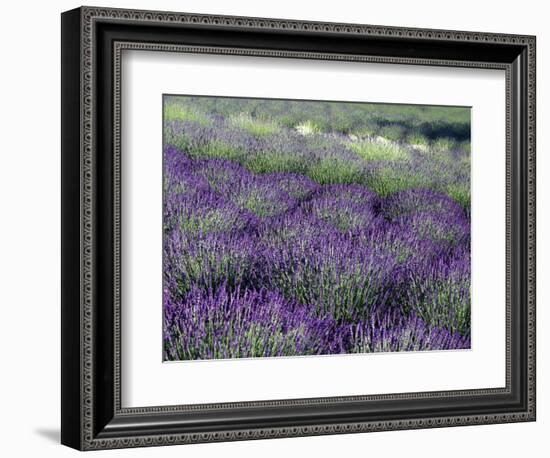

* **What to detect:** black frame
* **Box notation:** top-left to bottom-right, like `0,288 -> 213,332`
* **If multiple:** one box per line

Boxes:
61,6 -> 536,450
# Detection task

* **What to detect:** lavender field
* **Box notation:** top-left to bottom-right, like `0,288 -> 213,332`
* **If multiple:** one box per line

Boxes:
163,96 -> 471,361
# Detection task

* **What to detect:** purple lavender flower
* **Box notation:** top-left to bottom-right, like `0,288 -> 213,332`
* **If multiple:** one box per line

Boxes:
382,188 -> 466,220
164,189 -> 254,237
193,157 -> 252,194
264,228 -> 398,323
258,172 -> 320,200
230,177 -> 298,218
344,311 -> 470,353
307,196 -> 378,233
162,96 -> 472,360
403,248 -> 471,336
395,210 -> 470,249
164,231 -> 263,299
163,285 -> 343,360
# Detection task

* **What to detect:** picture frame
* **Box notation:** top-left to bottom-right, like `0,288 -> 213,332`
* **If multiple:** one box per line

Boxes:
61,5 -> 536,450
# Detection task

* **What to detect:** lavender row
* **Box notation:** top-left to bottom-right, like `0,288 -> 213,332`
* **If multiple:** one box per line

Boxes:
164,108 -> 470,209
164,287 -> 469,361
163,145 -> 470,359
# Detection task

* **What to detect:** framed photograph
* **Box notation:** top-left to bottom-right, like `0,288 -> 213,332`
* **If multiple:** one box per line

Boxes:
61,6 -> 536,450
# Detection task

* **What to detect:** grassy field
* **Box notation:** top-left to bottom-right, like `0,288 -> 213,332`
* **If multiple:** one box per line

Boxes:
163,95 -> 471,361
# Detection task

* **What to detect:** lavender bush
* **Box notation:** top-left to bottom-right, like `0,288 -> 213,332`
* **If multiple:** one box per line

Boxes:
162,96 -> 471,360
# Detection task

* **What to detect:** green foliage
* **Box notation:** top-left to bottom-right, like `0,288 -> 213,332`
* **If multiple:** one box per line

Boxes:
432,137 -> 458,152
273,260 -> 382,322
167,96 -> 471,141
229,113 -> 280,137
202,140 -> 245,161
348,140 -> 409,162
407,275 -> 471,336
458,140 -> 471,154
244,152 -> 308,175
295,120 -> 323,135
379,124 -> 407,142
351,120 -> 379,138
406,131 -> 431,147
173,241 -> 255,297
164,103 -> 211,125
446,184 -> 471,210
164,128 -> 190,153
308,158 -> 364,185
331,112 -> 355,134
164,96 -> 472,206
365,168 -> 426,197
179,211 -> 238,236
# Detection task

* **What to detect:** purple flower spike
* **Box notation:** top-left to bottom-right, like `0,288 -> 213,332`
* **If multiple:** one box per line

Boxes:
162,97 -> 471,360
163,285 -> 341,360
344,311 -> 470,353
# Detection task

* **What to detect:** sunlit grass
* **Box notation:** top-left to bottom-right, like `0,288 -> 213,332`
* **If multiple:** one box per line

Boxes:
351,120 -> 379,138
308,158 -> 364,185
229,113 -> 280,137
295,120 -> 323,135
164,96 -> 471,207
379,124 -> 407,142
406,132 -> 431,148
348,140 -> 409,162
458,140 -> 471,154
202,140 -> 245,161
365,168 -> 426,197
245,152 -> 308,175
431,137 -> 458,152
446,183 -> 471,210
164,104 -> 211,125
